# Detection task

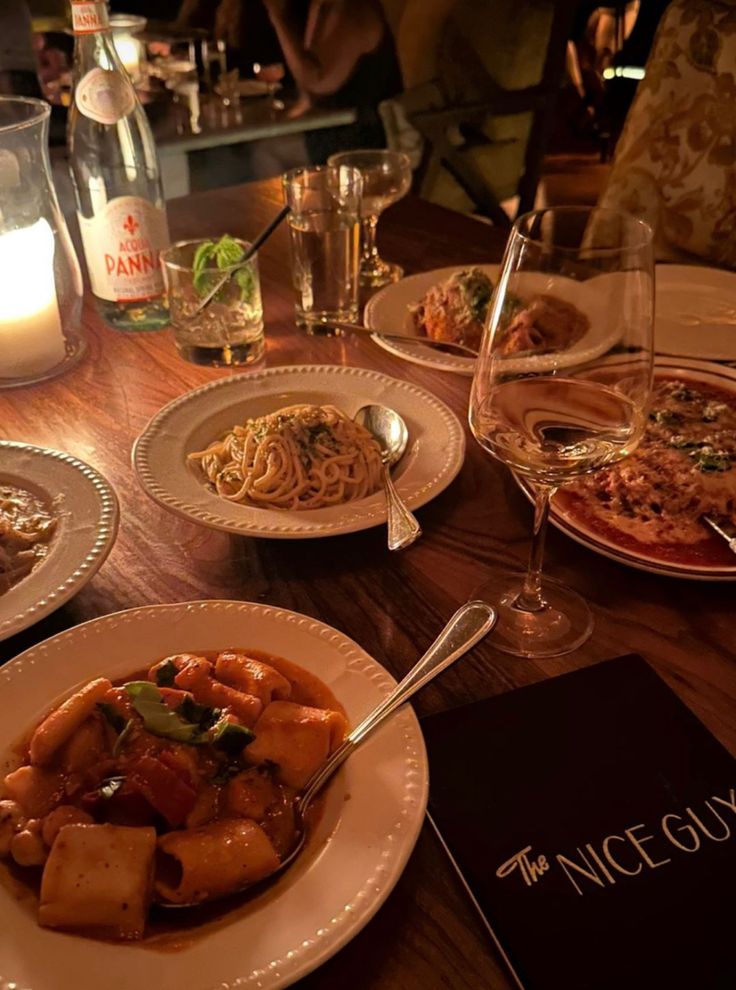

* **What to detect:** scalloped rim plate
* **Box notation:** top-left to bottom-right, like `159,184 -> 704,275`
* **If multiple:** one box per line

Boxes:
0,600 -> 428,990
132,364 -> 465,538
0,442 -> 119,642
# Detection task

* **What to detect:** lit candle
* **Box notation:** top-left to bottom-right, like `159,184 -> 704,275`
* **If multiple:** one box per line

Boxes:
113,35 -> 141,79
0,219 -> 66,379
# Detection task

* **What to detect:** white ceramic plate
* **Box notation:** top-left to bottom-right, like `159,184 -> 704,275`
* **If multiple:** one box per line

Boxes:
655,264 -> 736,360
0,442 -> 119,641
133,364 -> 465,538
365,265 -> 626,377
0,600 -> 428,990
364,266 -> 495,376
527,358 -> 736,580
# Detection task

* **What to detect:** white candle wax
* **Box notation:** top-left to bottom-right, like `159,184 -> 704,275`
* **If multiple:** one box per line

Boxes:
0,219 -> 66,379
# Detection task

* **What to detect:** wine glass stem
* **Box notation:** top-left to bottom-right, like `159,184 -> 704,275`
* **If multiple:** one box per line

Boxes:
361,215 -> 380,265
518,484 -> 557,612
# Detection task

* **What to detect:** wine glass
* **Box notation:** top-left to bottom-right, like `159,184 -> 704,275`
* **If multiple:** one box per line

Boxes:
469,206 -> 654,658
253,62 -> 285,111
327,149 -> 412,287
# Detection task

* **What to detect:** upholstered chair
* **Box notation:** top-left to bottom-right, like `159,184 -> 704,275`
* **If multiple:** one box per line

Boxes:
598,0 -> 736,268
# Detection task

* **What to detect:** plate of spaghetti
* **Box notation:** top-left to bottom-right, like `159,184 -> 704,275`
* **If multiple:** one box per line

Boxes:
133,365 -> 465,538
0,442 -> 119,642
187,404 -> 384,511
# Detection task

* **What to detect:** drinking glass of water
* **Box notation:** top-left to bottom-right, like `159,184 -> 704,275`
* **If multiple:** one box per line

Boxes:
469,207 -> 654,658
282,164 -> 362,332
327,150 -> 412,287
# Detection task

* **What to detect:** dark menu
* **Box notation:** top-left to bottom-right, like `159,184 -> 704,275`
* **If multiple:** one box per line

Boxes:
422,655 -> 736,990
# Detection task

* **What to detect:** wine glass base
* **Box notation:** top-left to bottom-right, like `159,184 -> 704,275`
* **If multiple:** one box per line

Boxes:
360,261 -> 403,288
473,571 -> 593,658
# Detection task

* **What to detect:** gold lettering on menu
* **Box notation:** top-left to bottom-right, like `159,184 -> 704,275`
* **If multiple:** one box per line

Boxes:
496,845 -> 550,886
625,824 -> 672,869
496,786 -> 736,897
661,814 -> 701,852
556,849 -> 606,896
685,803 -> 731,842
712,788 -> 736,815
583,843 -> 617,884
602,835 -> 642,876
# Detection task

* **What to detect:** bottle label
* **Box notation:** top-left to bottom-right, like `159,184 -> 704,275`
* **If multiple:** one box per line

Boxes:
70,1 -> 109,33
75,67 -> 135,124
78,197 -> 170,303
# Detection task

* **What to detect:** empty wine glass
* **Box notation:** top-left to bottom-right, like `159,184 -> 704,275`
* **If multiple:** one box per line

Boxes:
469,206 -> 654,658
327,149 -> 412,287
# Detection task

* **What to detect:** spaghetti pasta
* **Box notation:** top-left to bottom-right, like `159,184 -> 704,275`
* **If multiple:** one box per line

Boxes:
187,404 -> 384,510
0,486 -> 56,595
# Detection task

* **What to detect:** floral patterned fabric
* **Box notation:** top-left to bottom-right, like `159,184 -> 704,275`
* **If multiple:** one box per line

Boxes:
599,0 -> 736,268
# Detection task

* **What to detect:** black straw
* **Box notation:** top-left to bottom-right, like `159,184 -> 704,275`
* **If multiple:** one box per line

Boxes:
241,203 -> 291,262
192,204 -> 291,313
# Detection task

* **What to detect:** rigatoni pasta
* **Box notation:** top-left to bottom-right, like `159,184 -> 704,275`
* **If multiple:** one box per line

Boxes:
0,648 -> 347,939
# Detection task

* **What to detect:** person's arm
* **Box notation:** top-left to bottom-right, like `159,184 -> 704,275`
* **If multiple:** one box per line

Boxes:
263,0 -> 382,97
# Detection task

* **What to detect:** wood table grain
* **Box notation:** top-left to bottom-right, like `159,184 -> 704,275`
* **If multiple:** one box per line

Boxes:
1,178 -> 735,990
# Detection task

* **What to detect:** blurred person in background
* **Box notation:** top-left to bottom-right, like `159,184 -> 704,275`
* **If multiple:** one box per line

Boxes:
0,1 -> 42,97
183,0 -> 402,184
176,0 -> 284,74
262,0 -> 402,164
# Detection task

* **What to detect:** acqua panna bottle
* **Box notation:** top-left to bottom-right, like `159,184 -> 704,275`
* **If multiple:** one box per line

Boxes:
67,0 -> 170,331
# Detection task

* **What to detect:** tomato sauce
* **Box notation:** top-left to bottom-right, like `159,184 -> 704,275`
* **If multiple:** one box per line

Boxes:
556,374 -> 736,571
0,648 -> 348,949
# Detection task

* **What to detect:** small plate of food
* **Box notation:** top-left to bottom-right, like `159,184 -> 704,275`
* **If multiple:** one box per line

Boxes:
364,265 -> 623,376
525,358 -> 736,579
132,364 -> 465,539
0,599 -> 427,990
0,442 -> 119,642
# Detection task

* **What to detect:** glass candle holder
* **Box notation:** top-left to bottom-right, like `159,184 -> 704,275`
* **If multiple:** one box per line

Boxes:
0,97 -> 84,388
110,14 -> 147,83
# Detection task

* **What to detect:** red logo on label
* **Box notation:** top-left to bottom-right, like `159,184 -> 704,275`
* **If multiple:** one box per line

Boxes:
123,215 -> 139,236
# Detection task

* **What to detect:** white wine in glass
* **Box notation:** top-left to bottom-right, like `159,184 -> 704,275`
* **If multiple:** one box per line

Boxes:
469,206 -> 654,658
327,149 -> 412,287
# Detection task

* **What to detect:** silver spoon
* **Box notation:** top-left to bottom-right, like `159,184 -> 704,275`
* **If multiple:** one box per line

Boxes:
158,599 -> 496,908
355,404 -> 422,551
327,320 -> 478,357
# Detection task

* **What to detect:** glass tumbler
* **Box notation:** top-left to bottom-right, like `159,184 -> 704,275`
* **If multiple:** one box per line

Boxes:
160,238 -> 264,366
282,164 -> 362,332
0,97 -> 84,388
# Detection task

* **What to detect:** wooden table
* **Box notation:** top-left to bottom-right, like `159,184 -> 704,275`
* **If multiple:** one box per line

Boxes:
1,178 -> 735,989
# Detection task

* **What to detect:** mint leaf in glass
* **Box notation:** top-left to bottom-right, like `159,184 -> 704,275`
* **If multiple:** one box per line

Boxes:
191,234 -> 254,304
214,234 -> 244,269
234,266 -> 254,304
